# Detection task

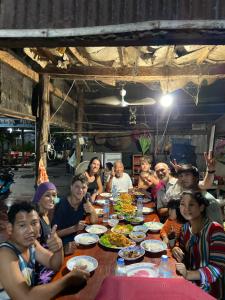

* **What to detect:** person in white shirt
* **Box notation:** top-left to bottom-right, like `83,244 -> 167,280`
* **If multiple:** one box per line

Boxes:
106,160 -> 133,193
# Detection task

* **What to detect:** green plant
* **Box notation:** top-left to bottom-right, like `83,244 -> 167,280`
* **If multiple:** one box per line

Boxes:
138,135 -> 151,155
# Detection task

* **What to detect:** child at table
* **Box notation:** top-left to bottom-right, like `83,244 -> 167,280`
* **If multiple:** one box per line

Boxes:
160,199 -> 185,247
172,190 -> 225,299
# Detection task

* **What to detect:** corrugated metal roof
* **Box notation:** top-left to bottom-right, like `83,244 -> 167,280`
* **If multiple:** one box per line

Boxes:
0,0 -> 225,30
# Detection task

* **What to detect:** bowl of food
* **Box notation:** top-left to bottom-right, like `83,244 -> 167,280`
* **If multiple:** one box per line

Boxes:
111,224 -> 133,235
129,231 -> 146,243
67,255 -> 98,272
144,222 -> 163,233
108,218 -> 119,227
132,225 -> 148,234
140,240 -> 167,253
118,246 -> 145,261
125,216 -> 144,225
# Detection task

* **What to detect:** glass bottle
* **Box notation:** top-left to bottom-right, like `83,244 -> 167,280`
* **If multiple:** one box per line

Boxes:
102,199 -> 110,224
136,196 -> 143,217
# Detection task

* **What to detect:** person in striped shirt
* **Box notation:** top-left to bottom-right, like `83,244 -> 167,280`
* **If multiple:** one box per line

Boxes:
172,190 -> 225,299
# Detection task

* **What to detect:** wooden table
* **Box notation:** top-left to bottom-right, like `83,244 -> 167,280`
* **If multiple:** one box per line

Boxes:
53,201 -> 177,300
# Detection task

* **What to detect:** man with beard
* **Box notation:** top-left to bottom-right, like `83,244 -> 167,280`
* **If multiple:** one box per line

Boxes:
155,152 -> 218,220
0,201 -> 89,300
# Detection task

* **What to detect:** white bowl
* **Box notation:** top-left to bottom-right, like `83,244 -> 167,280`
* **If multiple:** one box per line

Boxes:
129,231 -> 146,242
74,233 -> 99,245
133,225 -> 148,233
85,224 -> 107,235
108,219 -> 119,227
144,222 -> 163,232
140,240 -> 167,253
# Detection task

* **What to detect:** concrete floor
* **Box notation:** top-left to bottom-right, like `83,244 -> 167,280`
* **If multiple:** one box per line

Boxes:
0,161 -> 72,242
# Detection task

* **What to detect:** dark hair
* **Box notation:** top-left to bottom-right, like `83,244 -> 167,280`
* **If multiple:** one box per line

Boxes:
87,157 -> 102,177
71,174 -> 89,186
181,190 -> 209,215
106,162 -> 113,171
167,199 -> 186,223
8,201 -> 37,225
177,164 -> 199,179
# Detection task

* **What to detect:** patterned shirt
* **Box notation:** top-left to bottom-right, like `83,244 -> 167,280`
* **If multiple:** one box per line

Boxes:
179,219 -> 225,299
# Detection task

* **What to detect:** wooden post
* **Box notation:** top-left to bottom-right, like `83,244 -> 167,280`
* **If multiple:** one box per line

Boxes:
75,90 -> 84,171
21,128 -> 24,166
35,75 -> 50,183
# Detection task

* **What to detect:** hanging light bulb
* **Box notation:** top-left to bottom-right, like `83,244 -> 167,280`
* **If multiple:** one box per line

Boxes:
120,87 -> 128,107
159,94 -> 173,107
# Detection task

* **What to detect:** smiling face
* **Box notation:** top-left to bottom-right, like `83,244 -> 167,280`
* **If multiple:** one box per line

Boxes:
155,163 -> 170,182
39,189 -> 57,212
114,162 -> 124,178
9,210 -> 40,249
178,172 -> 198,189
70,180 -> 88,204
179,194 -> 205,222
89,159 -> 101,175
140,161 -> 151,172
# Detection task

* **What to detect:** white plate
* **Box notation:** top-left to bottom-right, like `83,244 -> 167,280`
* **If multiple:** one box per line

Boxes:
66,255 -> 98,272
100,192 -> 112,198
144,222 -> 163,232
140,240 -> 167,253
96,199 -> 107,206
74,233 -> 99,245
126,262 -> 158,277
95,208 -> 104,216
142,207 -> 154,214
85,224 -> 107,235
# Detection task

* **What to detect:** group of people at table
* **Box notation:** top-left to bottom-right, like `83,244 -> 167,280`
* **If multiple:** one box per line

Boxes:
0,153 -> 224,300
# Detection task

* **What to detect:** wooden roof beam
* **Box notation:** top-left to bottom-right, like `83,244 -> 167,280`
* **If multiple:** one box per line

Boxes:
36,64 -> 225,82
68,47 -> 90,66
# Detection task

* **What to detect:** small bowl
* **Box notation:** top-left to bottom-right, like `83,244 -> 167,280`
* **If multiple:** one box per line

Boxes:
132,225 -> 148,234
129,231 -> 146,243
108,219 -> 119,227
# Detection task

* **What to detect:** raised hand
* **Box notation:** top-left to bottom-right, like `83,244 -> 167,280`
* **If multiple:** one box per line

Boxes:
47,225 -> 63,253
170,159 -> 182,173
204,151 -> 216,172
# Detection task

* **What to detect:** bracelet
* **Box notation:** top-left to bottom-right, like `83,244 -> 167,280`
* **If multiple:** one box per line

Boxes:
207,170 -> 215,174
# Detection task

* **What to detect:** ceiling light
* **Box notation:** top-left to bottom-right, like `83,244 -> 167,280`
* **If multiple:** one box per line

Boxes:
159,94 -> 173,107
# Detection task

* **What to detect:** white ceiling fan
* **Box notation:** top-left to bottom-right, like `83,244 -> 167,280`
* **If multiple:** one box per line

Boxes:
86,87 -> 156,107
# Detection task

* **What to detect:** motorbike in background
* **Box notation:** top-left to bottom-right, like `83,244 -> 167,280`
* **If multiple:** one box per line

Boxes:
0,168 -> 14,200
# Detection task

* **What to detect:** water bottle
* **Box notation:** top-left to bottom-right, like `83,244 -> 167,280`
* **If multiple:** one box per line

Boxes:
136,196 -> 143,217
112,185 -> 118,200
115,258 -> 127,276
158,255 -> 172,278
102,199 -> 110,224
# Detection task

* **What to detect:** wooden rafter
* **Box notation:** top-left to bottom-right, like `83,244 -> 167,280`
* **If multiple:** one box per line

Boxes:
35,64 -> 225,82
69,47 -> 89,66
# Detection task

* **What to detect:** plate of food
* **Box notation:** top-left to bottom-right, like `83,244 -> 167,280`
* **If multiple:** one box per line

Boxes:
100,192 -> 112,198
144,222 -> 163,232
95,199 -> 107,206
118,246 -> 145,261
133,225 -> 149,233
142,207 -> 154,214
74,233 -> 99,245
99,232 -> 135,249
125,216 -> 144,225
95,208 -> 104,216
140,240 -> 167,253
114,200 -> 136,216
85,224 -> 108,235
111,224 -> 133,235
126,262 -> 158,277
67,255 -> 98,272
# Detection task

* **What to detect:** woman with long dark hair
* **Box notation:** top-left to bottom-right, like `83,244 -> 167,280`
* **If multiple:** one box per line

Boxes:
84,157 -> 103,201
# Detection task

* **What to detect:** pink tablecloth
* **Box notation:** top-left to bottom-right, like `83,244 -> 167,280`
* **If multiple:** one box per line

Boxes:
95,276 -> 215,300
